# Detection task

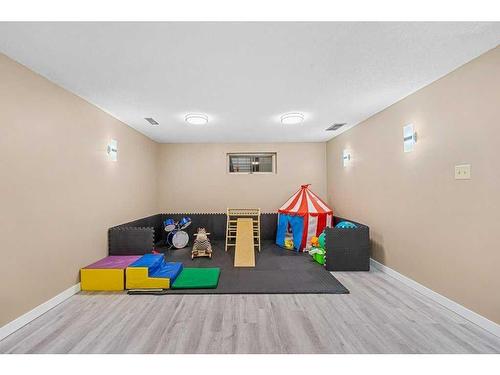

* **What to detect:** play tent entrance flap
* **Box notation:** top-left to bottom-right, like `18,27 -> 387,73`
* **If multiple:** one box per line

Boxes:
276,184 -> 333,251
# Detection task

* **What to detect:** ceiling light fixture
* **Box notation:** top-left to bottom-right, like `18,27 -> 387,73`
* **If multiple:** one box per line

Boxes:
185,113 -> 208,125
280,112 -> 304,125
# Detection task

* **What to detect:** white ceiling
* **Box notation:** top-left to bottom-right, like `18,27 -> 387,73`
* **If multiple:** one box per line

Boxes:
0,22 -> 499,143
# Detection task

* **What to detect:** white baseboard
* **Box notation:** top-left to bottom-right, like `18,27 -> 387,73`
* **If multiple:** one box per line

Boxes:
0,283 -> 81,341
370,258 -> 500,338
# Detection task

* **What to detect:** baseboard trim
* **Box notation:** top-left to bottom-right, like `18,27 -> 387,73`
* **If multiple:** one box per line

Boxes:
370,258 -> 500,338
0,283 -> 81,341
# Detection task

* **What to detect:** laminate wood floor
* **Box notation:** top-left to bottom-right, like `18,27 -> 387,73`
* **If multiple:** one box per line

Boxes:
1,269 -> 499,353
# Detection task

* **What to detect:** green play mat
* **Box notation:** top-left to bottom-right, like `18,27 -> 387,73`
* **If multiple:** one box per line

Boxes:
171,268 -> 221,289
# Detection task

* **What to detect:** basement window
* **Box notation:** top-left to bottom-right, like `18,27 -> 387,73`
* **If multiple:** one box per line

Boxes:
227,153 -> 277,174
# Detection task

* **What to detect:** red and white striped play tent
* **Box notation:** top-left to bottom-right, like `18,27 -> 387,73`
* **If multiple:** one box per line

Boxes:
276,184 -> 333,252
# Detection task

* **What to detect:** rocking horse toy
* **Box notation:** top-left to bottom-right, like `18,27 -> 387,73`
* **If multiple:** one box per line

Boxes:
191,228 -> 213,259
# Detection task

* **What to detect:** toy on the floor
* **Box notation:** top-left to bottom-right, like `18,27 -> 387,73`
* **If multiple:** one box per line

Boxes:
308,230 -> 327,265
126,254 -> 183,289
318,232 -> 326,249
178,216 -> 192,229
335,221 -> 357,229
163,218 -> 176,231
276,184 -> 333,252
309,246 -> 326,265
81,255 -> 141,291
192,227 -> 213,259
167,229 -> 189,249
311,236 -> 319,248
164,216 -> 191,249
225,208 -> 261,267
171,268 -> 221,289
128,267 -> 221,294
284,231 -> 294,250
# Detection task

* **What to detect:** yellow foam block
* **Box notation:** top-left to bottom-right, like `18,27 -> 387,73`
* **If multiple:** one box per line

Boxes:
80,255 -> 141,291
81,269 -> 125,291
125,267 -> 170,289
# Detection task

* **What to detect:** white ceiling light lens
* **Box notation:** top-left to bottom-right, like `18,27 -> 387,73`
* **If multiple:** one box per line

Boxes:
185,113 -> 208,125
281,112 -> 304,125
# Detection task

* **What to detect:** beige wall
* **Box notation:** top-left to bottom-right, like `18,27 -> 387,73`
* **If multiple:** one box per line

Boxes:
0,54 -> 159,326
326,47 -> 500,324
157,143 -> 327,213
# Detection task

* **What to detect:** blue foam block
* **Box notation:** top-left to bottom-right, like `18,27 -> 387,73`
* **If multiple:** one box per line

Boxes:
128,254 -> 183,281
152,262 -> 183,280
129,254 -> 163,268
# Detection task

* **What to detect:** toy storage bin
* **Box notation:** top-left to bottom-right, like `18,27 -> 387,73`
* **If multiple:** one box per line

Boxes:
325,217 -> 370,271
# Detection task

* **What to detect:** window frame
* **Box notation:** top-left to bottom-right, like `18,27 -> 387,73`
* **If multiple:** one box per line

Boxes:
227,152 -> 277,175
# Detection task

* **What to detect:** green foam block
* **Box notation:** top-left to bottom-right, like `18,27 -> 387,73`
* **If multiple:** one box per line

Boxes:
172,268 -> 221,289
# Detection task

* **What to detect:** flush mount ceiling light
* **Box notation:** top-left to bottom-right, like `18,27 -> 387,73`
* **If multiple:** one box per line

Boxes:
280,112 -> 304,125
185,113 -> 208,125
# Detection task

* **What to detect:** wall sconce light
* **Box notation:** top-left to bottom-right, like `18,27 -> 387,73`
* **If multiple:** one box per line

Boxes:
343,149 -> 351,167
403,124 -> 417,153
107,139 -> 118,161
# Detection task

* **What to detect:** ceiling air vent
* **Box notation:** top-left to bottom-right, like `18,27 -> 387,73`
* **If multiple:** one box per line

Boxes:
326,123 -> 346,131
145,117 -> 159,125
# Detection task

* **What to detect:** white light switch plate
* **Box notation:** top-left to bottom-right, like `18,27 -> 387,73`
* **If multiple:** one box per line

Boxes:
455,164 -> 471,180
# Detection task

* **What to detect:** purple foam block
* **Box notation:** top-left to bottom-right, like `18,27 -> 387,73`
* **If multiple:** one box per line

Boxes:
83,256 -> 142,269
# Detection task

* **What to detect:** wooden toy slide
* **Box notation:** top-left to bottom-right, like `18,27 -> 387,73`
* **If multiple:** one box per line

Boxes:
225,208 -> 261,251
225,208 -> 261,267
234,218 -> 255,267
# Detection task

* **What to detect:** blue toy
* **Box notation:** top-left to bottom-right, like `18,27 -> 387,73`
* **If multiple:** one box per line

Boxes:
335,221 -> 357,229
126,254 -> 183,289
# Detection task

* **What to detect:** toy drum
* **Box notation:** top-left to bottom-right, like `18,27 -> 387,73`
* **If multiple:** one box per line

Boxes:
167,230 -> 189,249
164,218 -> 176,232
178,216 -> 192,230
